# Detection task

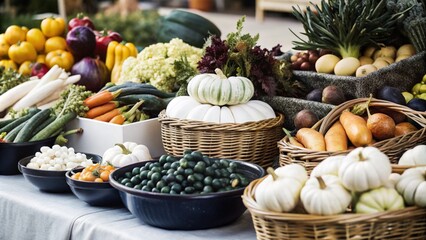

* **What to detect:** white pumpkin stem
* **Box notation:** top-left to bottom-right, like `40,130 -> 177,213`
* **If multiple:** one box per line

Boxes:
316,176 -> 327,189
214,68 -> 227,79
266,167 -> 279,181
116,143 -> 131,155
358,152 -> 366,161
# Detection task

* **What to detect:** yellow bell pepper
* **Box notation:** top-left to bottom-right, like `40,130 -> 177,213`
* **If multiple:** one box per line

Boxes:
18,60 -> 33,76
41,17 -> 66,38
0,59 -> 17,70
105,41 -> 138,83
0,36 -> 10,59
8,41 -> 37,64
45,49 -> 74,71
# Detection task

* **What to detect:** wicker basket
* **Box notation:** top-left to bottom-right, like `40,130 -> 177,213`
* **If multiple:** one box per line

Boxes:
158,111 -> 284,168
242,177 -> 426,240
279,98 -> 426,173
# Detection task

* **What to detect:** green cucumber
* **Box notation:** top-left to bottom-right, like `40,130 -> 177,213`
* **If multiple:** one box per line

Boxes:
14,108 -> 52,143
32,115 -> 56,137
117,94 -> 170,114
0,109 -> 40,134
0,118 -> 16,129
107,82 -> 155,92
3,119 -> 30,142
120,86 -> 176,98
29,112 -> 77,142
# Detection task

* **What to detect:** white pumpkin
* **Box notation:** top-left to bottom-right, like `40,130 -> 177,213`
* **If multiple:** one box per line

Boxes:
102,142 -> 152,168
384,173 -> 401,189
165,96 -> 201,119
301,175 -> 351,215
310,155 -> 345,177
395,167 -> 426,207
339,147 -> 391,192
255,165 -> 308,212
398,145 -> 426,166
166,97 -> 275,124
187,68 -> 255,106
355,187 -> 405,213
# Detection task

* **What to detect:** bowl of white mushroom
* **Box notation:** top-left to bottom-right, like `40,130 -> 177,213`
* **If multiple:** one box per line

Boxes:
18,145 -> 102,193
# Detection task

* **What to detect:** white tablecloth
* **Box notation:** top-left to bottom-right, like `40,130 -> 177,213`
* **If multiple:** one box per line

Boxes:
0,175 -> 257,240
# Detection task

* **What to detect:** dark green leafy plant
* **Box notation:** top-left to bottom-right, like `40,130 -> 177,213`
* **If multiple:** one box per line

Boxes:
198,17 -> 302,97
291,0 -> 410,58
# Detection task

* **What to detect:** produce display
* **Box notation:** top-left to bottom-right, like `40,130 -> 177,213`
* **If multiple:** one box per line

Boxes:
1,1 -> 426,237
115,150 -> 250,194
26,145 -> 94,170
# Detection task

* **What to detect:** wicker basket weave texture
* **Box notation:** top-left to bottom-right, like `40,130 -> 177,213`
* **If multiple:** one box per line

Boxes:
242,177 -> 426,240
158,111 -> 285,168
278,98 -> 426,173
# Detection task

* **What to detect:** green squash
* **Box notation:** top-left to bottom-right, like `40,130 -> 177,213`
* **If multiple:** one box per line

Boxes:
157,9 -> 221,48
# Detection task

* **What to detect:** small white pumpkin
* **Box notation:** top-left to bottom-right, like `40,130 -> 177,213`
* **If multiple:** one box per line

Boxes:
384,173 -> 401,189
187,68 -> 255,106
395,167 -> 426,207
255,165 -> 308,212
339,147 -> 391,192
355,187 -> 405,213
301,175 -> 351,215
310,155 -> 345,177
102,142 -> 152,168
398,145 -> 426,166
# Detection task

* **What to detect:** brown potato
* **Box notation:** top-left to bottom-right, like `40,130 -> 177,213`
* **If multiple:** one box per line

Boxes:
395,122 -> 418,136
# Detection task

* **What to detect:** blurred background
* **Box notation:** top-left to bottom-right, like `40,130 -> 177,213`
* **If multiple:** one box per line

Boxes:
0,0 -> 304,50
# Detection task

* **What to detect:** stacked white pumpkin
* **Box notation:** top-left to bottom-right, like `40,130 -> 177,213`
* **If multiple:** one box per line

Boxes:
166,69 -> 276,123
255,146 -> 426,216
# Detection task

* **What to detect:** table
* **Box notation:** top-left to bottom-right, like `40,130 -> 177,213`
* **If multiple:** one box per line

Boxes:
0,175 -> 257,240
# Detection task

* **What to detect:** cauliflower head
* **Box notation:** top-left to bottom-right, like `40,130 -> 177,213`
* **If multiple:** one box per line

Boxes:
118,38 -> 202,92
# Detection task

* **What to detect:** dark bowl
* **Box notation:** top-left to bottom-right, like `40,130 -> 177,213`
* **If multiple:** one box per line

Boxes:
109,160 -> 265,230
0,137 -> 56,175
18,153 -> 102,193
65,167 -> 122,206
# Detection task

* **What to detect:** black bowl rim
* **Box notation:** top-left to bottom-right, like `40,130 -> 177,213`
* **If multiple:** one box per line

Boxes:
65,167 -> 113,189
0,136 -> 57,147
18,152 -> 102,176
109,159 -> 265,200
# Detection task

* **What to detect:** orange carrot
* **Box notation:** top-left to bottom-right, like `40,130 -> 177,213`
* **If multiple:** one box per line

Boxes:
84,89 -> 122,109
94,105 -> 128,122
109,115 -> 126,125
85,101 -> 120,119
108,100 -> 144,125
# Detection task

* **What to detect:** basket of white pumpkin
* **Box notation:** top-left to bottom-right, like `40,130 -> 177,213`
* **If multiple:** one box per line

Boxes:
158,69 -> 284,168
242,147 -> 426,240
392,144 -> 426,174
